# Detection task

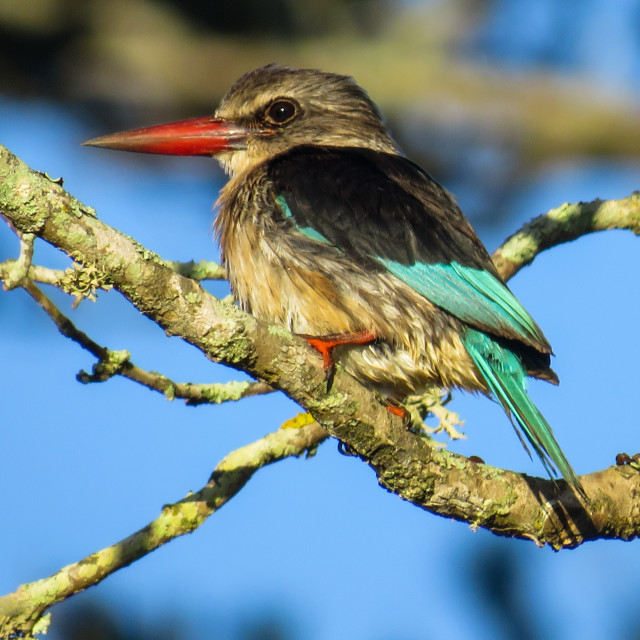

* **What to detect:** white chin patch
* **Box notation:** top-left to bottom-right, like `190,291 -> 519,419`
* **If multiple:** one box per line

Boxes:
217,150 -> 254,177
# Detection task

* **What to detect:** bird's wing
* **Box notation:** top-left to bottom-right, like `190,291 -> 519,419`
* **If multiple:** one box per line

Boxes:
268,145 -> 549,353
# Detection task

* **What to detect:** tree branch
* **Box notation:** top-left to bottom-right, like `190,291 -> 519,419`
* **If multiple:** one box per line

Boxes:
2,143 -> 640,550
166,258 -> 226,281
2,141 -> 640,637
491,193 -> 640,279
0,260 -> 65,286
0,420 -> 328,640
19,278 -> 273,404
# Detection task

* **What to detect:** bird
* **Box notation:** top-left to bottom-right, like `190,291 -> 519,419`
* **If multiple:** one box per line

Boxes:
84,63 -> 582,492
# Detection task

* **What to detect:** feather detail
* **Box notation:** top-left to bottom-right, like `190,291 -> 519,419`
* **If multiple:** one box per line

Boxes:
462,328 -> 582,492
276,194 -> 331,244
221,145 -> 574,486
381,260 -> 549,352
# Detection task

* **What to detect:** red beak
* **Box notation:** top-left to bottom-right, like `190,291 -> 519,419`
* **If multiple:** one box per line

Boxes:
83,115 -> 256,156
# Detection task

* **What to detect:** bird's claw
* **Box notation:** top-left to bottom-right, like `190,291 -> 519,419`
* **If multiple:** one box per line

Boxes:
386,402 -> 410,424
337,441 -> 358,457
324,362 -> 336,391
299,330 -> 376,392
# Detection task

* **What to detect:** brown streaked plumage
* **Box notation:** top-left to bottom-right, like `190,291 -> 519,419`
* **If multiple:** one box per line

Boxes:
217,163 -> 484,398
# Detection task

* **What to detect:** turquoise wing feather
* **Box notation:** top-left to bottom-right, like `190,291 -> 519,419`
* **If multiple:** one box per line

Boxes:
381,260 -> 582,489
463,329 -> 581,489
381,259 -> 548,351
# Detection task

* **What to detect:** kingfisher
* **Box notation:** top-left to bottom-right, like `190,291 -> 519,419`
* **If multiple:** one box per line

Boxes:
84,64 -> 582,492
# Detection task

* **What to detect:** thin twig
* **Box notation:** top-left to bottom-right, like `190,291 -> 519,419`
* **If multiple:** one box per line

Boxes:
21,279 -> 273,404
491,193 -> 640,279
0,420 -> 328,639
166,259 -> 226,280
1,231 -> 35,289
0,257 -> 224,288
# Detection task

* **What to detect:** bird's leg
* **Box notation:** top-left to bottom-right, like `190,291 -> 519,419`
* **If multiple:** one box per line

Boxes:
299,330 -> 377,391
385,401 -> 409,422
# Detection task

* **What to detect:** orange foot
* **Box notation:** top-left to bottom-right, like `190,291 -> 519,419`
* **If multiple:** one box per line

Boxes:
299,330 -> 376,390
386,403 -> 409,420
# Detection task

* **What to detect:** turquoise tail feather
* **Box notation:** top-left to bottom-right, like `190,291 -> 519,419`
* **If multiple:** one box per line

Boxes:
462,328 -> 583,492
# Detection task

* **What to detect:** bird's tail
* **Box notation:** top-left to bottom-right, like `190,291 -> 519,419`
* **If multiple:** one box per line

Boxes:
462,328 -> 583,494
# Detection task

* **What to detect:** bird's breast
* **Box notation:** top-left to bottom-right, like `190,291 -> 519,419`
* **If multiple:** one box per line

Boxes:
222,218 -> 367,335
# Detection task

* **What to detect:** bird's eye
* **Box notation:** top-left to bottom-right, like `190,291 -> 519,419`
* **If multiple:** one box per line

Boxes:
264,99 -> 299,125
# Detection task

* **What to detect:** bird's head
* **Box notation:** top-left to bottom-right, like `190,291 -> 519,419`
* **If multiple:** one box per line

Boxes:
84,64 -> 399,176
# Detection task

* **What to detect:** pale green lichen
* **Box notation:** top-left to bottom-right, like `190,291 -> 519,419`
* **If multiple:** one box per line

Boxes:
405,388 -> 465,445
204,331 -> 253,365
153,501 -> 201,538
437,449 -> 467,470
59,262 -> 113,306
167,259 -> 226,281
133,243 -> 166,266
42,172 -> 63,185
78,204 -> 97,217
185,291 -> 202,305
32,612 -> 51,636
546,201 -> 573,221
267,323 -> 293,339
498,232 -> 540,264
197,380 -> 253,403
124,261 -> 143,282
162,382 -> 176,401
78,350 -> 131,383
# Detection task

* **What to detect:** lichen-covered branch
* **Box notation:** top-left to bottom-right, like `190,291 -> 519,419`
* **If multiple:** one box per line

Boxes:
2,142 -> 640,548
491,193 -> 640,279
0,260 -> 65,286
2,143 -> 640,636
21,278 -> 273,405
0,421 -> 328,640
1,230 -> 35,289
0,257 -> 225,289
166,258 -> 226,281
0,260 -> 227,286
